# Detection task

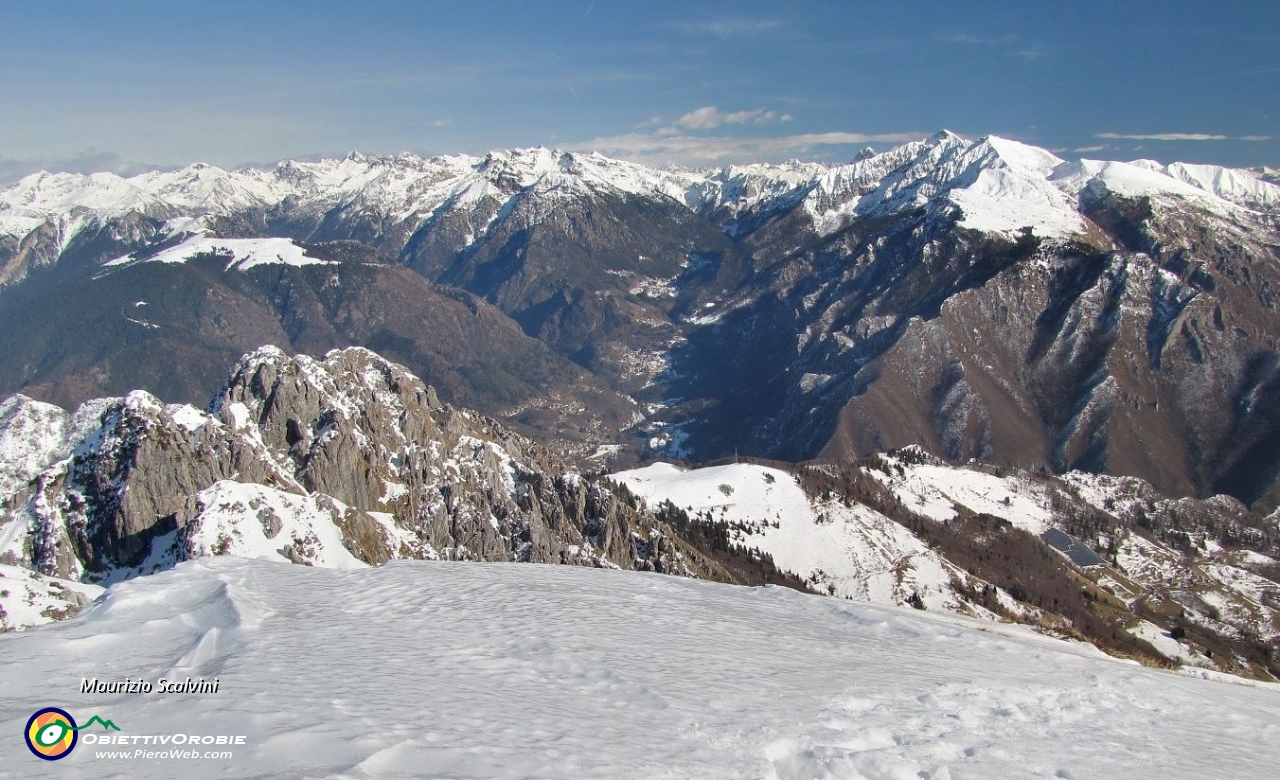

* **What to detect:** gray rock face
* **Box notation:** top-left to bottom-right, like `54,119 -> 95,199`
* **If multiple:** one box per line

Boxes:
0,348 -> 726,584
10,392 -> 293,578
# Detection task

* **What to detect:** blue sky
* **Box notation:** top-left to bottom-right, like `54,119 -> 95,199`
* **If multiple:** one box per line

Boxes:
0,0 -> 1276,179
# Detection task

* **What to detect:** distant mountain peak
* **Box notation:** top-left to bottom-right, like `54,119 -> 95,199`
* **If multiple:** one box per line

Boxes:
927,128 -> 966,144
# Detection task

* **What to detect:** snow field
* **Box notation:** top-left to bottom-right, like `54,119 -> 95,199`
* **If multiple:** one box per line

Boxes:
180,481 -> 369,569
104,235 -> 332,271
871,456 -> 1054,535
1,558 -> 1277,779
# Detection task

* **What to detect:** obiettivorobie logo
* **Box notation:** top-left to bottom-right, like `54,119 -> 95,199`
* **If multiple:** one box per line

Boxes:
25,708 -> 120,761
26,705 -> 248,762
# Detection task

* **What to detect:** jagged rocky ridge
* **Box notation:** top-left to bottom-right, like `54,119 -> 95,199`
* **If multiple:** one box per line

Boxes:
2,134 -> 1279,512
0,348 -> 731,601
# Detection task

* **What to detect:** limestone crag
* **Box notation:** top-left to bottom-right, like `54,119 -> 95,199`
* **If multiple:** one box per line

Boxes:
0,348 -> 727,584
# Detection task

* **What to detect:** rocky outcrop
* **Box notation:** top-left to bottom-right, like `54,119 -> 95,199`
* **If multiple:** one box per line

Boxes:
8,392 -> 295,578
0,348 -> 729,585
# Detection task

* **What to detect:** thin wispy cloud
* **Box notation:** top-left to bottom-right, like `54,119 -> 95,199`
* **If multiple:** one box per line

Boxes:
934,30 -> 1049,62
429,118 -> 453,128
1015,45 -> 1050,60
1097,132 -> 1230,141
664,18 -> 784,38
1072,145 -> 1112,154
934,31 -> 1017,45
723,109 -> 785,125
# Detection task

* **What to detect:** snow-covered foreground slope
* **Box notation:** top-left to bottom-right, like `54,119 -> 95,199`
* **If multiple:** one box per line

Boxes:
1,558 -> 1276,779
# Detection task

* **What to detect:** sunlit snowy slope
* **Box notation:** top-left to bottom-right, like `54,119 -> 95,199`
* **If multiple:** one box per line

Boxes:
612,457 -> 1280,680
613,462 -> 976,610
2,558 -> 1277,779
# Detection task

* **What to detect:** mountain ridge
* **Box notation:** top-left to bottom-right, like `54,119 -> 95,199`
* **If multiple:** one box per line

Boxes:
6,133 -> 1278,255
2,132 -> 1279,514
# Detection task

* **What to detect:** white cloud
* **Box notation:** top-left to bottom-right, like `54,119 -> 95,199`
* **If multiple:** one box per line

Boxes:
1241,135 -> 1273,142
675,106 -> 787,130
676,107 -> 724,129
1072,145 -> 1111,153
1096,132 -> 1228,141
570,130 -> 926,166
429,118 -> 453,128
725,109 -> 779,125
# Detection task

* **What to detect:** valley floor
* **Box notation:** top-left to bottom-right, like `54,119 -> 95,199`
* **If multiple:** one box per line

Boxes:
2,558 -> 1278,779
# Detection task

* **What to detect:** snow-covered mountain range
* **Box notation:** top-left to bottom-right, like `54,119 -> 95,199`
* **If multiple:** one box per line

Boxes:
2,132 -> 1279,518
4,133 -> 1278,256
